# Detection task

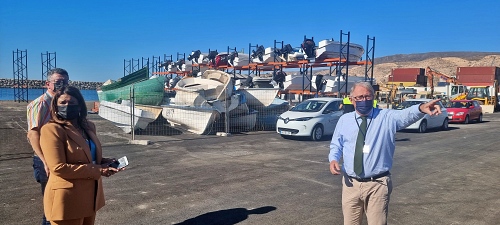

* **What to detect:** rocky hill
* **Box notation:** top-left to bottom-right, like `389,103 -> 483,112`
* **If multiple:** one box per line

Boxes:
320,52 -> 500,85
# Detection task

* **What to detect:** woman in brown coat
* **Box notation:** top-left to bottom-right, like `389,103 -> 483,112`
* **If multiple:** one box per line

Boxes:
41,86 -> 121,225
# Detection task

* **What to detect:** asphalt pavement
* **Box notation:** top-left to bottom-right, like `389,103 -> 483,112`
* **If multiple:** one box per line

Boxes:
1,101 -> 499,225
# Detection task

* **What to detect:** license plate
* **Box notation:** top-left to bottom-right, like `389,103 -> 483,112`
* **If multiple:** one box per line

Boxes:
448,116 -> 452,119
280,131 -> 292,135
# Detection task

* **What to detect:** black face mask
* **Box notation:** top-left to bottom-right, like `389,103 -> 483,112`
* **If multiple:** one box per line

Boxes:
57,105 -> 80,120
52,80 -> 68,92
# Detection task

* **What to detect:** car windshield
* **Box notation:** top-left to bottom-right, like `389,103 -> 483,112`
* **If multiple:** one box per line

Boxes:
394,101 -> 425,110
446,101 -> 469,108
290,100 -> 328,112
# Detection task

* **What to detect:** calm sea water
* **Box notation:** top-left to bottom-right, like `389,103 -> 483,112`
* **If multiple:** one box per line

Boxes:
0,88 -> 99,101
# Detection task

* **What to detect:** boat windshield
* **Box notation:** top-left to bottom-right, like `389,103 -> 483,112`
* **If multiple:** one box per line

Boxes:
394,101 -> 426,110
291,100 -> 328,112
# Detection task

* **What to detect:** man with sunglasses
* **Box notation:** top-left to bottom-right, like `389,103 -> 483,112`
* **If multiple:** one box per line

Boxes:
329,82 -> 442,225
27,68 -> 69,225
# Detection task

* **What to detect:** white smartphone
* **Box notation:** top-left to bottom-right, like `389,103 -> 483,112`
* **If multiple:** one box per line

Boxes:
109,156 -> 129,169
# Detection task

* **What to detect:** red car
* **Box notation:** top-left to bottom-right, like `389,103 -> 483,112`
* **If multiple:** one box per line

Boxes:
446,100 -> 483,124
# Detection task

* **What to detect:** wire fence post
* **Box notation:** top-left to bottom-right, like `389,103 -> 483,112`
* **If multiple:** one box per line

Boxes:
225,91 -> 229,134
130,85 -> 135,140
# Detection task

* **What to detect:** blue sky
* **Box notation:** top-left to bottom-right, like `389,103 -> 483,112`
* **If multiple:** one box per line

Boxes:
1,0 -> 499,82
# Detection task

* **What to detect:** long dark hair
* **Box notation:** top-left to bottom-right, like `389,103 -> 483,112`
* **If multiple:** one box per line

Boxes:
50,86 -> 89,130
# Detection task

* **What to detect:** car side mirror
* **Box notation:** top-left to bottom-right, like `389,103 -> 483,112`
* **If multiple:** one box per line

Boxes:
469,106 -> 474,109
323,109 -> 331,114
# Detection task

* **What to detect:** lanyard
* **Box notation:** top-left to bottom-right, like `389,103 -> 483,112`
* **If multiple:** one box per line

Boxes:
354,113 -> 373,141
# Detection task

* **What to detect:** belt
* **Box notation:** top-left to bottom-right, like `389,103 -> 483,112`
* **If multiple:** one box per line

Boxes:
349,171 -> 390,182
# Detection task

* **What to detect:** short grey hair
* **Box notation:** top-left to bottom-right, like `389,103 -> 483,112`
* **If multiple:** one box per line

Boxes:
350,81 -> 375,96
47,68 -> 69,81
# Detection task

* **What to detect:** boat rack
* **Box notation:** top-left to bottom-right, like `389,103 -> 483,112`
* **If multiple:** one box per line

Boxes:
152,31 -> 375,99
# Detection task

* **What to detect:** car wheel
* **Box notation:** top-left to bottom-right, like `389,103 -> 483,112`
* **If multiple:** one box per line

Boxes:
464,115 -> 469,124
477,114 -> 483,123
418,120 -> 427,133
311,124 -> 324,141
441,118 -> 449,130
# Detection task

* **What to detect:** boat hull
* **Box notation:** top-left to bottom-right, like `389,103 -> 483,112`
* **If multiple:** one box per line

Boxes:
98,76 -> 166,106
239,88 -> 280,108
229,111 -> 257,132
98,100 -> 158,133
162,105 -> 219,134
315,40 -> 365,62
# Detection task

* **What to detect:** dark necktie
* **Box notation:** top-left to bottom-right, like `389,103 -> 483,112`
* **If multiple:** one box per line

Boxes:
354,116 -> 367,176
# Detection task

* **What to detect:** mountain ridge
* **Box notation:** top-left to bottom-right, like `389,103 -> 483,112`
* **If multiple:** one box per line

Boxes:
338,51 -> 500,85
374,51 -> 500,64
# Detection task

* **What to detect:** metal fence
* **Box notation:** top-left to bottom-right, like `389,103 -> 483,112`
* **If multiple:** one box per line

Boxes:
96,84 -> 291,140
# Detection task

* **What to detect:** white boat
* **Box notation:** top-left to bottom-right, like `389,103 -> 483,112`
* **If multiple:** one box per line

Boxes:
229,110 -> 257,132
162,70 -> 242,134
98,100 -> 159,133
162,104 -> 220,135
281,74 -> 316,91
315,39 -> 365,62
322,75 -> 376,93
175,70 -> 233,104
239,88 -> 280,108
174,70 -> 239,113
252,76 -> 275,88
277,74 -> 375,97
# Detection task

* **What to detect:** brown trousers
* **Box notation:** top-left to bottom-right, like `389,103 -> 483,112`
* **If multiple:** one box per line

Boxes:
342,174 -> 393,225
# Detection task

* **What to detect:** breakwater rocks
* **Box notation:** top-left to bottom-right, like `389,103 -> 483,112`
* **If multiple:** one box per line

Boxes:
0,78 -> 103,90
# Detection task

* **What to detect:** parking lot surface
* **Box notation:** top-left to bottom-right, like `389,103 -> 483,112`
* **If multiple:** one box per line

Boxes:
1,102 -> 499,225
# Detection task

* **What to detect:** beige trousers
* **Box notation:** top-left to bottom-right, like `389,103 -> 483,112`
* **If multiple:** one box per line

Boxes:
342,174 -> 392,225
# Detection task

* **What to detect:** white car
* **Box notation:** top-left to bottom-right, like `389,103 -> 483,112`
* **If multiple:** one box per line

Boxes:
276,97 -> 343,141
394,99 -> 449,133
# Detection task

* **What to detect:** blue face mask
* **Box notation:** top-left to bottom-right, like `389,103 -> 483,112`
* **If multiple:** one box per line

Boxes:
355,99 -> 373,115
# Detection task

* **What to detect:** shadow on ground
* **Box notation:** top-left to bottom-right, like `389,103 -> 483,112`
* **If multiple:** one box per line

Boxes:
173,206 -> 277,225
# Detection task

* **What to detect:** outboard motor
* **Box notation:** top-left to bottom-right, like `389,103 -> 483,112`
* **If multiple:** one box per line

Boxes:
277,44 -> 294,60
190,69 -> 200,77
175,59 -> 185,71
228,51 -> 239,67
241,75 -> 254,88
273,70 -> 287,89
251,45 -> 265,62
208,50 -> 218,66
170,76 -> 181,88
158,60 -> 173,70
165,76 -> 172,88
315,75 -> 324,92
215,53 -> 229,67
301,39 -> 316,58
187,50 -> 202,64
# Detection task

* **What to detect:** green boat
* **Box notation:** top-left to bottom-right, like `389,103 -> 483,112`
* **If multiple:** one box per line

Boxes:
98,67 -> 166,106
101,67 -> 149,91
